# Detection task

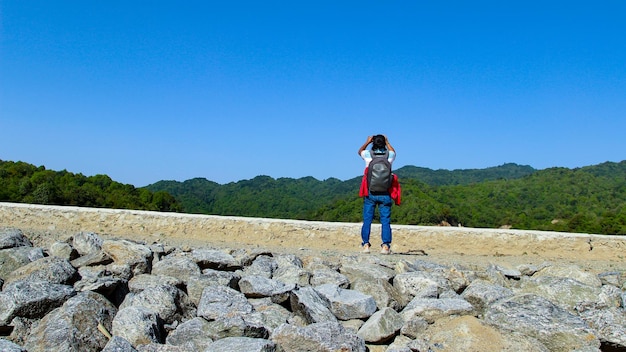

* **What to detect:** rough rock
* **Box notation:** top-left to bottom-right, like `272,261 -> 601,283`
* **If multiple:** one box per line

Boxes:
484,294 -> 601,351
72,232 -> 104,255
357,307 -> 403,343
289,286 -> 337,324
4,256 -> 77,286
0,229 -> 32,249
204,336 -> 275,352
0,247 -> 44,281
101,239 -> 153,276
401,297 -> 475,323
309,268 -> 350,288
24,291 -> 117,352
120,284 -> 194,325
111,306 -> 163,347
314,284 -> 377,320
196,285 -> 253,321
271,321 -> 365,352
102,336 -> 137,352
191,248 -> 241,271
0,338 -> 26,352
151,254 -> 201,282
164,316 -> 213,350
238,275 -> 294,303
461,279 -> 514,313
0,224 -> 624,352
0,280 -> 76,325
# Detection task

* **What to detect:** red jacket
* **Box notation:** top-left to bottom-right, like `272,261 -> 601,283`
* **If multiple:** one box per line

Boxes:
359,167 -> 402,205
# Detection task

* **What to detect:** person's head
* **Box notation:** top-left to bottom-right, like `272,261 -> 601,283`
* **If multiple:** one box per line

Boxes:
372,134 -> 387,150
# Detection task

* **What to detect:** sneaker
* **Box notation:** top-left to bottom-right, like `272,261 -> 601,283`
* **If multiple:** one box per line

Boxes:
362,243 -> 371,253
380,244 -> 390,255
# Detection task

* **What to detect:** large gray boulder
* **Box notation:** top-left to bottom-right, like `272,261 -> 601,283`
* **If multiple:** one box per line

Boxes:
197,285 -> 253,321
417,315 -> 550,352
4,256 -> 77,286
248,298 -> 292,334
186,272 -> 239,307
520,275 -> 605,312
151,253 -> 200,282
203,315 -> 269,340
272,254 -> 310,286
111,306 -> 163,347
24,291 -> 117,352
127,274 -> 183,294
461,279 -> 514,313
0,247 -> 44,281
241,255 -> 277,278
401,297 -> 475,323
289,286 -> 337,324
484,294 -> 601,352
0,228 -> 32,249
120,284 -> 194,325
393,271 -> 448,300
340,261 -> 395,284
314,284 -> 377,320
202,267 -> 242,287
271,321 -> 365,352
0,280 -> 76,325
101,239 -> 153,277
309,268 -> 350,288
238,275 -> 295,303
71,232 -> 104,256
533,264 -> 603,287
191,248 -> 241,271
73,265 -> 128,305
357,307 -> 403,344
352,278 -> 406,311
165,317 -> 213,351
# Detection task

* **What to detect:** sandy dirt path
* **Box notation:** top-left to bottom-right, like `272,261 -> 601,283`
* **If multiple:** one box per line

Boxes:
2,202 -> 625,274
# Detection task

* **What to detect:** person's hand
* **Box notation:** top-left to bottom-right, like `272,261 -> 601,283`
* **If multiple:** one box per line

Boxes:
366,136 -> 373,144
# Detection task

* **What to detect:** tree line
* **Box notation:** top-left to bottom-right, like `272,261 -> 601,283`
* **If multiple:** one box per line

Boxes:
0,160 -> 181,212
2,159 -> 625,235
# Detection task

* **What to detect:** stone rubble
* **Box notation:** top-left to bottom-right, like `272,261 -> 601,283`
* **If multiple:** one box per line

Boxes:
0,227 -> 624,352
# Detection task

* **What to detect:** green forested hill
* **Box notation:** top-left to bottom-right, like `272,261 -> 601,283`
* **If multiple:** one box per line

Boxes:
145,163 -> 535,218
393,163 -> 536,185
146,161 -> 626,235
146,175 -> 359,218
0,160 -> 181,212
2,159 -> 625,235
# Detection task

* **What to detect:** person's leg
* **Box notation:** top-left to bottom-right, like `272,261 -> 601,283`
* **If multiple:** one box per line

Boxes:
361,196 -> 375,246
378,195 -> 393,247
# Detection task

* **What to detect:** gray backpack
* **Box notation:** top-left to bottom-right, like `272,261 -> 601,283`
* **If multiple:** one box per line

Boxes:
367,150 -> 392,193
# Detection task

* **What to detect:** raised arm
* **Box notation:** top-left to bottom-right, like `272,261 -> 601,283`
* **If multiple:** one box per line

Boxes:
384,135 -> 396,155
358,136 -> 373,155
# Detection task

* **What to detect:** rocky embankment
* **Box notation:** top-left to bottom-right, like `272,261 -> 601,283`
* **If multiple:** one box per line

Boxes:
0,221 -> 625,350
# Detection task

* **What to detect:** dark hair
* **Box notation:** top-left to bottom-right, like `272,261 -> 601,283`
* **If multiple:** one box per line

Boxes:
372,135 -> 387,151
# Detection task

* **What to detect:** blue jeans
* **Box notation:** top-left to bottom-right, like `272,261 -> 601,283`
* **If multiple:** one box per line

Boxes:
361,194 -> 392,247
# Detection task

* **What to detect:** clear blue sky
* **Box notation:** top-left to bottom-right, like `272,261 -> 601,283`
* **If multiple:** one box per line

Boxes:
2,1 -> 625,187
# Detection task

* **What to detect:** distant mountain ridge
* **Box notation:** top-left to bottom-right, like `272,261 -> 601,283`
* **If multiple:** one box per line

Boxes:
393,163 -> 536,186
145,163 -> 536,217
2,159 -> 625,235
144,161 -> 626,235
